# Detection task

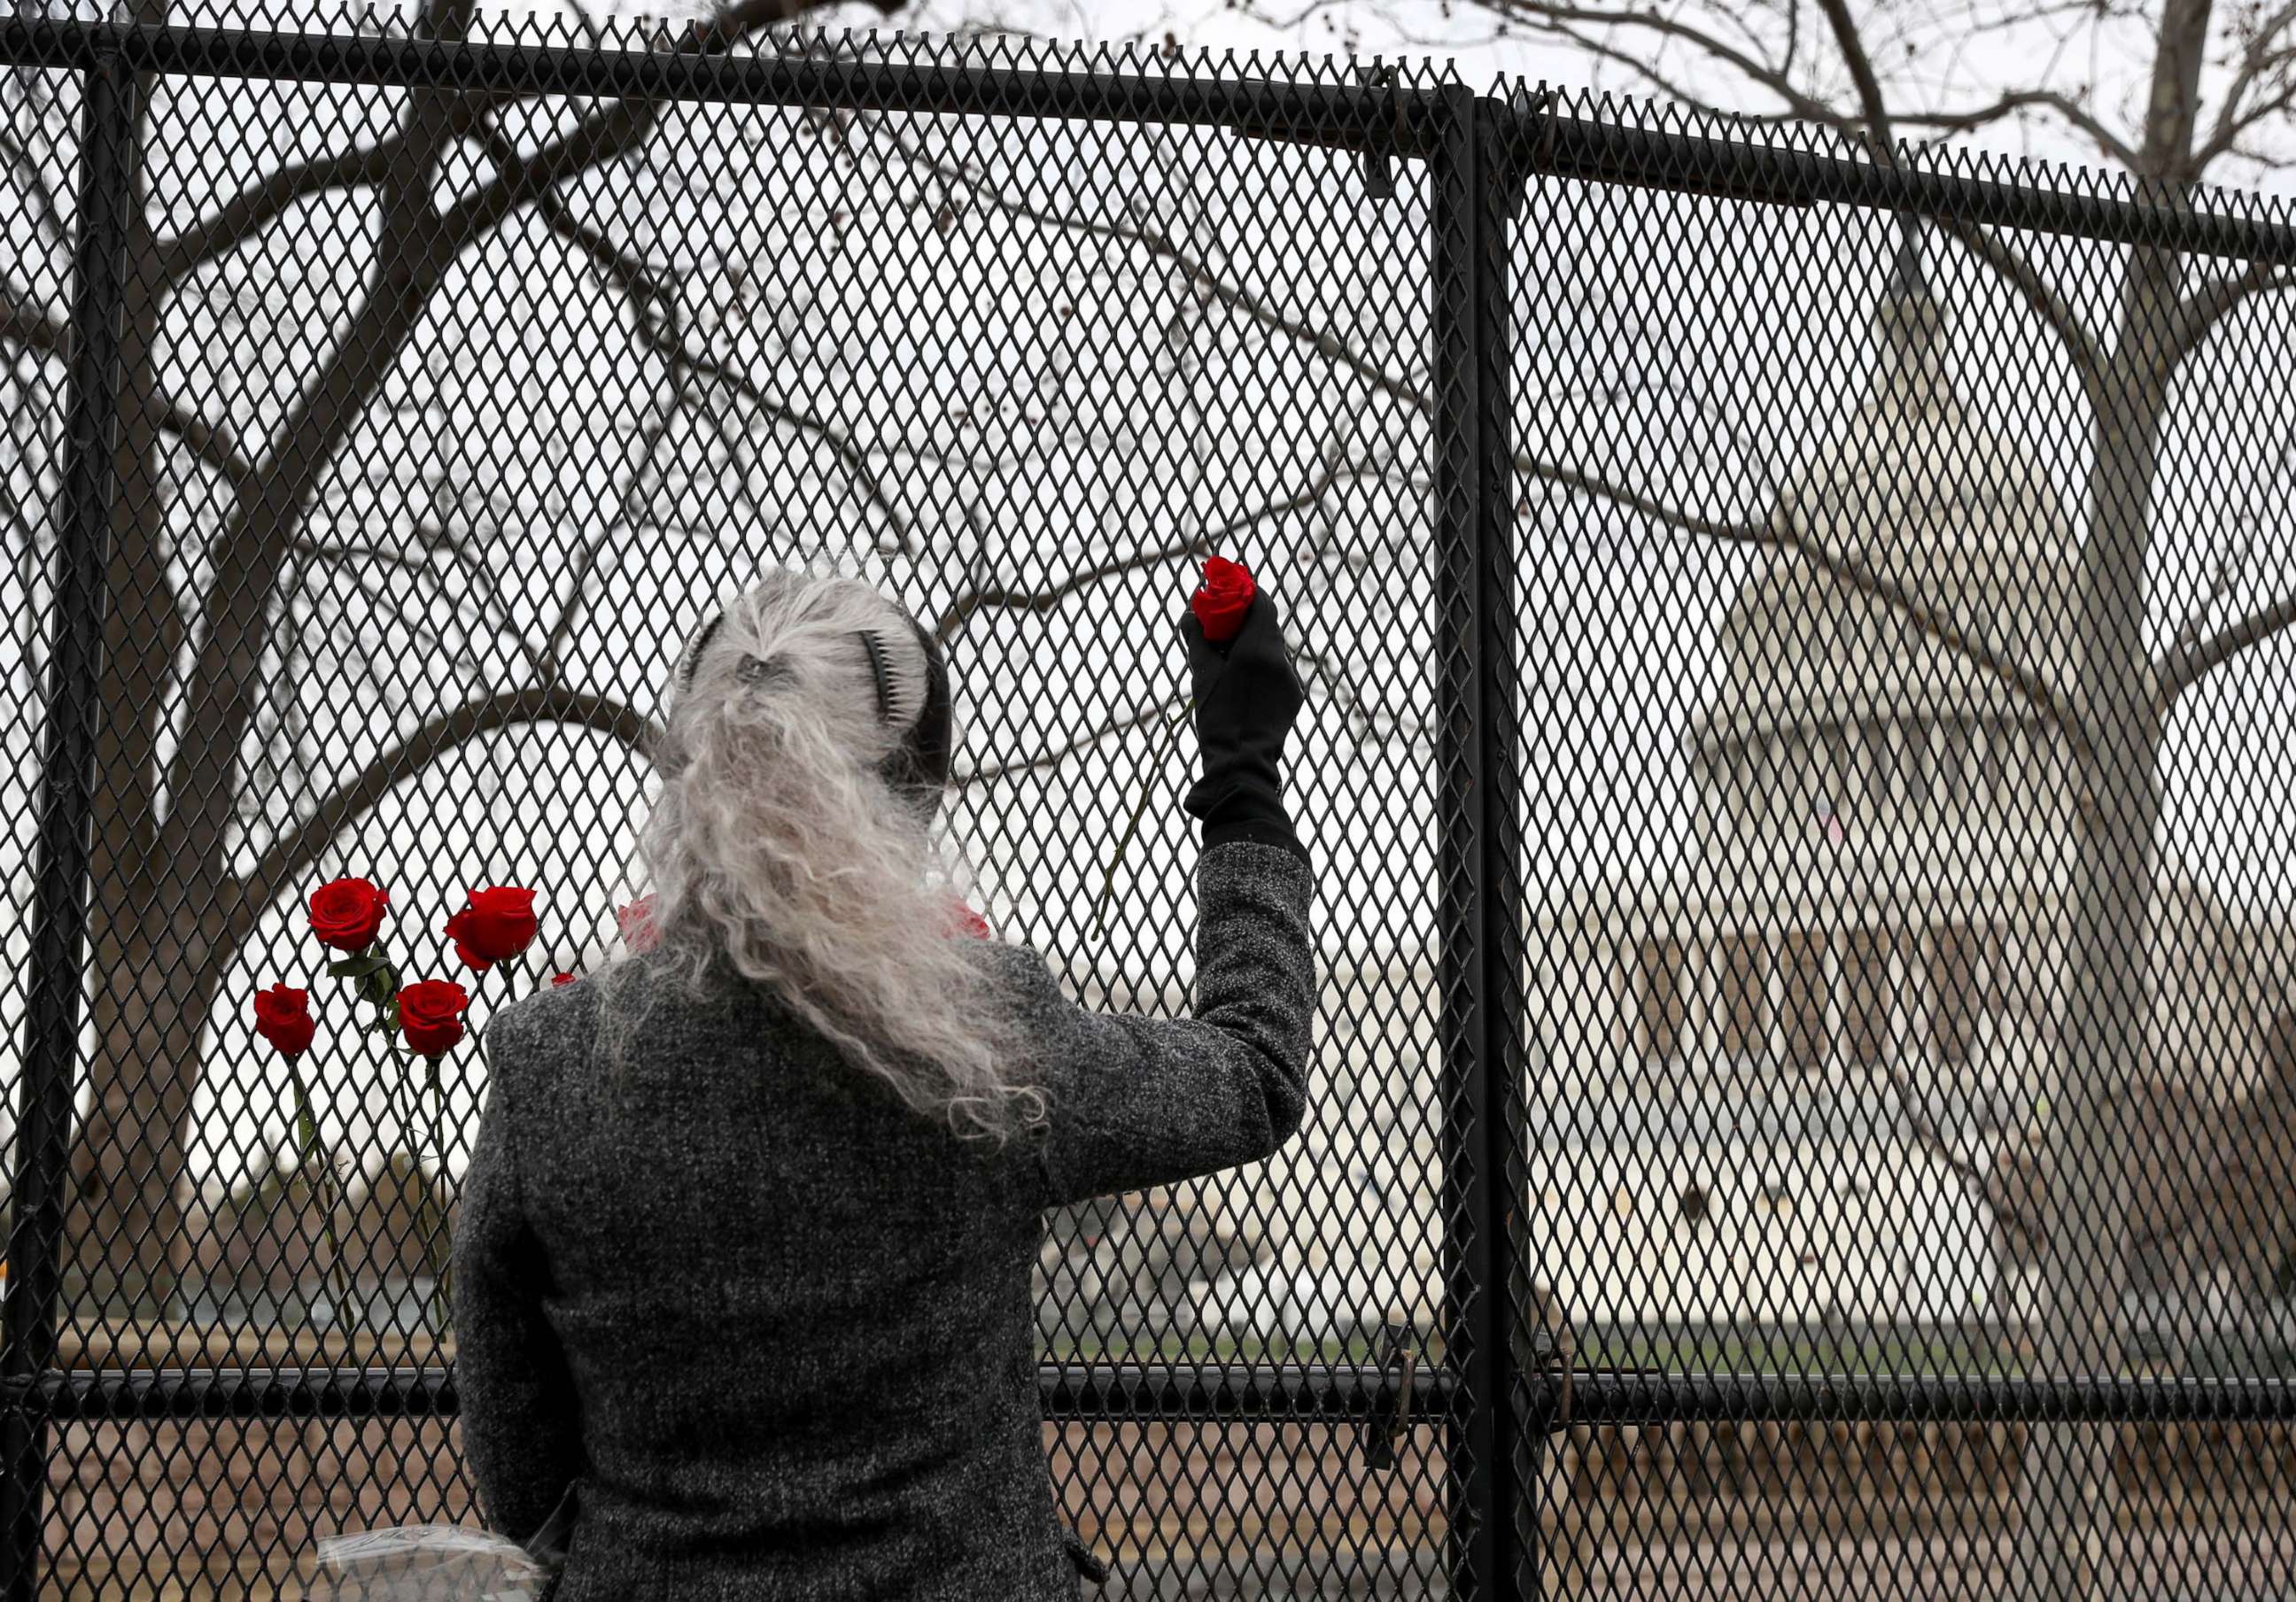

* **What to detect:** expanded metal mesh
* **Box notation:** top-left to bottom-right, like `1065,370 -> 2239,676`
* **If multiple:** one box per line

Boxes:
1510,89 -> 2296,1601
0,10 -> 2287,1602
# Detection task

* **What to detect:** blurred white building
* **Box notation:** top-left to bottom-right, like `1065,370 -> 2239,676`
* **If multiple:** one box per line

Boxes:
1212,289 -> 2290,1344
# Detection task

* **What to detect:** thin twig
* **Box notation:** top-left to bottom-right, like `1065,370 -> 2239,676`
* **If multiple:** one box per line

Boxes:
1091,699 -> 1194,942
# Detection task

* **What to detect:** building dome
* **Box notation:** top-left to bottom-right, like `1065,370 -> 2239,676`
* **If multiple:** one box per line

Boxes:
1684,287 -> 2087,912
1698,288 -> 2083,747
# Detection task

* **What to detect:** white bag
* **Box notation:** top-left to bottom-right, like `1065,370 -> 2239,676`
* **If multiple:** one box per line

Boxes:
305,1526 -> 552,1602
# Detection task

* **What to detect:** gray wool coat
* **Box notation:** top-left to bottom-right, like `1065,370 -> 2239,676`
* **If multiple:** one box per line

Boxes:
451,839 -> 1316,1600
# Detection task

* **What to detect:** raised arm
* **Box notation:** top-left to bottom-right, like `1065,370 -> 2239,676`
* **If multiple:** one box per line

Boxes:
1015,577 -> 1317,1207
1011,839 -> 1315,1206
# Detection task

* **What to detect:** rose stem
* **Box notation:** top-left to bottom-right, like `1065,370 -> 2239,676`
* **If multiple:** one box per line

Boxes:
382,1023 -> 456,1344
284,1059 -> 361,1343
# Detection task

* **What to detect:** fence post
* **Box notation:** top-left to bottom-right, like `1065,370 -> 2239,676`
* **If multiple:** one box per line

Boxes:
0,51 -> 138,1602
1431,82 -> 1528,1602
1472,99 -> 1540,1602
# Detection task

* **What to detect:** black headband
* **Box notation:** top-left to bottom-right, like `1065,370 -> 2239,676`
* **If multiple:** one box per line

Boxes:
672,609 -> 727,696
672,603 -> 952,816
884,615 -> 953,816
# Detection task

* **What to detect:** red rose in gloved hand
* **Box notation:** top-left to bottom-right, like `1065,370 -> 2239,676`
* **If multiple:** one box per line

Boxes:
1179,559 -> 1307,863
1190,555 -> 1256,645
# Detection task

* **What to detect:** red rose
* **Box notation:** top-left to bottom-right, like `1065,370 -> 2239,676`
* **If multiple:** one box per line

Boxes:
396,979 -> 469,1058
308,878 -> 390,952
617,894 -> 659,954
252,983 -> 316,1059
1190,555 -> 1256,645
946,901 -> 992,940
443,886 -> 540,972
551,971 -> 578,987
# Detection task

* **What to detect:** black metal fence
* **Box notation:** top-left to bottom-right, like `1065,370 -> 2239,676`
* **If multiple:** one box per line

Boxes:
0,7 -> 2292,1599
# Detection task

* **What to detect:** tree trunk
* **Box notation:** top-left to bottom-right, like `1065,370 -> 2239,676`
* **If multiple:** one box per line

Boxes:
2021,250 -> 2178,1602
59,60 -> 459,1314
58,67 -> 185,1318
65,896 -> 230,1315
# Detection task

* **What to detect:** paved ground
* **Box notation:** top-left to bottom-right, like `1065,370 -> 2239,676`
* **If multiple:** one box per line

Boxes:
1094,1528 -> 2296,1600
44,1526 -> 2296,1600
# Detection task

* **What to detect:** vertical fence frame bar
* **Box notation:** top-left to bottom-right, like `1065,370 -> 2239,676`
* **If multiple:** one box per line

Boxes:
1470,99 -> 1540,1602
0,50 -> 137,1602
1431,81 -> 1524,1602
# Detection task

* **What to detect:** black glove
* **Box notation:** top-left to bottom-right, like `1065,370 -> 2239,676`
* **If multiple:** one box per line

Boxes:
1181,589 -> 1308,863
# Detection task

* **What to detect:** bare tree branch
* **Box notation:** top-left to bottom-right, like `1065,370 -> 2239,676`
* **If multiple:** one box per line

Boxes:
1295,639 -> 1424,748
937,536 -> 1210,646
442,98 -> 663,244
2191,0 -> 2296,174
1475,3 -> 1846,124
1813,0 -> 1896,155
229,684 -> 656,944
2,285 -> 73,358
508,172 -> 917,557
1897,93 -> 2144,171
951,697 -> 1182,788
158,140 -> 411,282
161,403 -> 262,495
0,288 -> 260,488
523,182 -> 678,329
2167,258 -> 2296,368
2164,533 -> 2248,667
838,115 -> 1428,414
442,0 -> 909,246
1517,452 -> 1768,542
0,120 -> 73,252
2160,589 -> 2296,705
1932,215 -> 2106,381
1511,17 -> 1837,130
1694,507 -> 2098,774
661,341 -> 915,556
935,460 -> 1348,644
162,0 -> 887,282
289,538 -> 449,584
1881,1057 -> 2046,1249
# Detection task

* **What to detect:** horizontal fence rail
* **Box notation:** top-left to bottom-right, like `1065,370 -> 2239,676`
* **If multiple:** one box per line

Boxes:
3,22 -> 2290,258
10,1364 -> 2290,1427
0,16 -> 1451,143
1499,99 -> 2296,263
0,1363 -> 1462,1423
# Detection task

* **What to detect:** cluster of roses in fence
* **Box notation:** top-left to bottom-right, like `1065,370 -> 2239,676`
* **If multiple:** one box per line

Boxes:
246,878 -> 615,1338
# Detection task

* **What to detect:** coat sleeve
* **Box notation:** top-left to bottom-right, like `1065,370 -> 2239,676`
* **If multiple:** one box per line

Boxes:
451,1003 -> 584,1544
1009,838 -> 1316,1209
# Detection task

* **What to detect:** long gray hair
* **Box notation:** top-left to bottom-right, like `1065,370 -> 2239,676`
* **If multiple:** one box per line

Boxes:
598,569 -> 1044,1144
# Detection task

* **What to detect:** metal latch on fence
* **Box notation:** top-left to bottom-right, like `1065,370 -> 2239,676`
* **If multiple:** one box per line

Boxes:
1361,1314 -> 1416,1471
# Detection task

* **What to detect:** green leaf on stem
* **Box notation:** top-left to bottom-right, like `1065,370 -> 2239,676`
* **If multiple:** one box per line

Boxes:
355,965 -> 403,1008
327,954 -> 382,979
